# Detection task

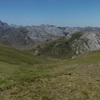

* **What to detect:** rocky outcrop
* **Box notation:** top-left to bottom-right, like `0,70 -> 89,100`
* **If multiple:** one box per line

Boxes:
67,32 -> 100,55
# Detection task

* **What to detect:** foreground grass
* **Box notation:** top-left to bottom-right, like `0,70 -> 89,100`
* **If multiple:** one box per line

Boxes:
0,45 -> 100,100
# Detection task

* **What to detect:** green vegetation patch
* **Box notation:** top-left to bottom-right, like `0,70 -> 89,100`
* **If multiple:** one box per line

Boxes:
0,45 -> 100,100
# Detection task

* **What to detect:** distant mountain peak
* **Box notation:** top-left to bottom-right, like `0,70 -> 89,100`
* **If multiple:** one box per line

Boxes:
0,20 -> 9,29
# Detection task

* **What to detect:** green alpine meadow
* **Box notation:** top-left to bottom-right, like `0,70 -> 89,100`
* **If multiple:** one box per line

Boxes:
0,45 -> 100,100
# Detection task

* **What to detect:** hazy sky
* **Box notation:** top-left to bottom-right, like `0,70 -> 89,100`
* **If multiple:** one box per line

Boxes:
0,0 -> 100,27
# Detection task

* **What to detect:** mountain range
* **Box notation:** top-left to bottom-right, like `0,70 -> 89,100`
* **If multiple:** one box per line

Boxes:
0,20 -> 100,57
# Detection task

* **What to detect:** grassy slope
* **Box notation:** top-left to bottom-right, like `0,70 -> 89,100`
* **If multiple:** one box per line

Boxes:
33,32 -> 83,59
0,45 -> 55,65
0,45 -> 100,100
35,37 -> 75,58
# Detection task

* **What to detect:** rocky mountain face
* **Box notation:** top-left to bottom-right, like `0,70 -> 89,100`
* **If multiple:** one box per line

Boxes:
72,32 -> 100,54
25,24 -> 64,42
0,27 -> 34,48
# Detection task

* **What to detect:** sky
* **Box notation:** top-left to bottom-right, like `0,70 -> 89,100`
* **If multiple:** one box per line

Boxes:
0,0 -> 100,27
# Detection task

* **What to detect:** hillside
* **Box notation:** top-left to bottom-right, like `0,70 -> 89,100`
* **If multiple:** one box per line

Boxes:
33,37 -> 75,58
33,31 -> 100,58
0,45 -> 100,100
0,45 -> 54,65
32,32 -> 83,58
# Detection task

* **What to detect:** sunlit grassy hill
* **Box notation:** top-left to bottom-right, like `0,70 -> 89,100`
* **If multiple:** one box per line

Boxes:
0,45 -> 100,100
